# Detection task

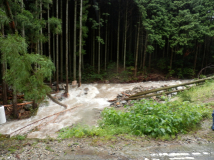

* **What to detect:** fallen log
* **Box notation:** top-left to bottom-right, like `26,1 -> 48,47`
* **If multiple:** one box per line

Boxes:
9,104 -> 82,137
108,99 -> 117,102
46,93 -> 67,108
129,76 -> 214,98
4,102 -> 33,108
125,88 -> 189,100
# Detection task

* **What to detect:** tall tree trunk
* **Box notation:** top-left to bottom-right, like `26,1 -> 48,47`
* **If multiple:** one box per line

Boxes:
48,3 -> 52,87
142,31 -> 148,73
1,25 -> 7,105
194,42 -> 198,75
53,33 -> 55,81
92,29 -> 95,70
129,17 -> 133,55
105,17 -> 108,71
134,19 -> 140,77
167,37 -> 169,58
40,1 -> 43,55
140,30 -> 144,69
123,0 -> 128,70
56,0 -> 59,92
13,88 -> 18,118
73,0 -> 77,80
65,0 -> 69,95
52,1 -> 55,81
201,37 -> 206,69
149,52 -> 151,70
162,37 -> 165,58
107,27 -> 110,65
60,0 -> 63,82
78,0 -> 83,87
21,0 -> 25,37
170,47 -> 173,69
117,0 -> 120,73
110,32 -> 113,61
36,0 -> 40,57
4,0 -> 16,33
98,11 -> 101,74
69,17 -> 72,79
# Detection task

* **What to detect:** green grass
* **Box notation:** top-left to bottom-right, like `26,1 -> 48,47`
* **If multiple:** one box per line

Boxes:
8,147 -> 17,153
13,135 -> 26,140
58,99 -> 210,139
45,146 -> 54,152
179,80 -> 214,102
58,124 -> 131,139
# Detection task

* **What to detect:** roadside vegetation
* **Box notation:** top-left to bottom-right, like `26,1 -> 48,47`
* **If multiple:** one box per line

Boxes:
178,80 -> 214,103
58,80 -> 214,140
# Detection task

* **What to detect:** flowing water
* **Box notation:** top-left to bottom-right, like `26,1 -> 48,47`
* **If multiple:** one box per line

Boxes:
0,80 -> 191,139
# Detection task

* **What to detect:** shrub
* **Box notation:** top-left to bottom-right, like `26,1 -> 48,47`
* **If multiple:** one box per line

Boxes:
100,99 -> 209,137
58,100 -> 210,139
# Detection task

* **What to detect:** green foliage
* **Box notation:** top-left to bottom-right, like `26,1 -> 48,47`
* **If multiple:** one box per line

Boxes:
14,135 -> 26,140
96,36 -> 104,44
0,34 -> 55,102
179,80 -> 214,102
59,99 -> 210,139
0,8 -> 10,26
167,66 -> 175,77
48,17 -> 62,34
100,99 -> 209,137
8,147 -> 17,153
157,59 -> 168,70
81,64 -> 107,82
199,75 -> 206,79
45,146 -> 54,152
126,52 -> 135,66
176,68 -> 195,78
58,124 -> 131,139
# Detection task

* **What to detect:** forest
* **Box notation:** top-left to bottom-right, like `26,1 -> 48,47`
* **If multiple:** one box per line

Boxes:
0,0 -> 214,118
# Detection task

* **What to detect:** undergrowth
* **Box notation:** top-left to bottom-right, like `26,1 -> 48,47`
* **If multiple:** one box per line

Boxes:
179,80 -> 214,102
58,99 -> 210,139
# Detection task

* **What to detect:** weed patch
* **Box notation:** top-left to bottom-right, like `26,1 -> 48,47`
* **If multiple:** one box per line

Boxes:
58,99 -> 210,139
100,99 -> 210,137
14,135 -> 26,140
179,80 -> 214,102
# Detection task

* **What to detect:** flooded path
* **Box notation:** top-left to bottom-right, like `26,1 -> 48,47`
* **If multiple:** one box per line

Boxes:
0,80 -> 191,139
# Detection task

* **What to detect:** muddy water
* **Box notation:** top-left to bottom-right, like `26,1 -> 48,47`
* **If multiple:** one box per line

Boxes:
0,80 -> 191,139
